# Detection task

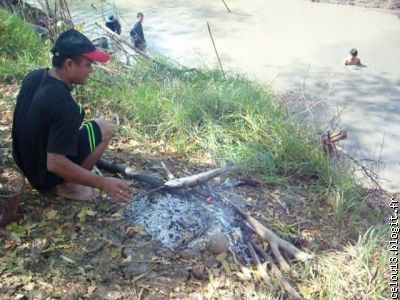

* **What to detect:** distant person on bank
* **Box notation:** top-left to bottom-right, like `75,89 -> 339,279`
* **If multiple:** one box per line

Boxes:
344,48 -> 362,66
105,14 -> 121,35
130,12 -> 146,50
12,29 -> 133,203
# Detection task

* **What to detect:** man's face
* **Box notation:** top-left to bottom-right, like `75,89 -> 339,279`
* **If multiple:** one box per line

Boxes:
66,57 -> 93,85
138,16 -> 144,23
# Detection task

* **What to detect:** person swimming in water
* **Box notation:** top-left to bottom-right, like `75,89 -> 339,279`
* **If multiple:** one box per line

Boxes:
344,48 -> 362,66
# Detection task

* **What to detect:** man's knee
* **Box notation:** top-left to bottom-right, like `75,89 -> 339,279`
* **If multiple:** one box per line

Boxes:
94,119 -> 112,142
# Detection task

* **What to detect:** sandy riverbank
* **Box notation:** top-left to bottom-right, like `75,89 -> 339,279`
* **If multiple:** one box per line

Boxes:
310,0 -> 400,9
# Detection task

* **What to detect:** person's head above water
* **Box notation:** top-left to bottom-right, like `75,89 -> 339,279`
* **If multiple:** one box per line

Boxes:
106,15 -> 116,23
350,48 -> 358,57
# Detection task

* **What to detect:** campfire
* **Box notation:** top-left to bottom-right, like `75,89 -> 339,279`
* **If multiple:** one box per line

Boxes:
99,159 -> 313,299
124,180 -> 254,260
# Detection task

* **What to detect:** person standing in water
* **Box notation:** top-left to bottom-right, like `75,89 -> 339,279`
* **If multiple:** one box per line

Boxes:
344,48 -> 362,66
105,14 -> 121,35
130,12 -> 146,51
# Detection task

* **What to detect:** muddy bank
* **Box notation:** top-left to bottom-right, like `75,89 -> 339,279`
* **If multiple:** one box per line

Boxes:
310,0 -> 400,9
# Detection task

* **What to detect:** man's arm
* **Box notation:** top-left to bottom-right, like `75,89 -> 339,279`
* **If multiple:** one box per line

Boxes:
47,153 -> 132,202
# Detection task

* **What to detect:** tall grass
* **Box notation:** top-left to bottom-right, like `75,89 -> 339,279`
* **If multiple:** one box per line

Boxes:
304,226 -> 389,299
0,8 -> 48,81
81,59 -> 361,199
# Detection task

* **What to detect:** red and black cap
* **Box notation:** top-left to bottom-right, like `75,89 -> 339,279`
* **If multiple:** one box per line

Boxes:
52,29 -> 110,63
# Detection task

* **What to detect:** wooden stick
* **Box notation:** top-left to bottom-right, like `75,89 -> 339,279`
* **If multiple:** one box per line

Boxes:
207,22 -> 226,80
97,158 -> 164,187
221,196 -> 313,270
222,0 -> 231,12
253,242 -> 304,300
97,158 -> 231,193
164,163 -> 233,188
247,242 -> 272,284
161,161 -> 175,180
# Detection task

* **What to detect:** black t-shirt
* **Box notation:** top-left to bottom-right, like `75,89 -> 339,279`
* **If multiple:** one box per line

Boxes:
105,20 -> 121,35
12,69 -> 84,192
130,22 -> 145,46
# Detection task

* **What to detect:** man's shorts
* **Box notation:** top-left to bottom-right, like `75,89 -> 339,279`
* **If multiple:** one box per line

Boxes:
68,120 -> 102,165
35,120 -> 103,194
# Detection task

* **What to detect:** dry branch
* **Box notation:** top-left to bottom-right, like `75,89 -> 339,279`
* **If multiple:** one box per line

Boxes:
98,158 -> 232,191
253,242 -> 304,300
161,161 -> 175,180
164,163 -> 233,188
222,196 -> 313,270
222,0 -> 231,12
207,21 -> 226,80
322,130 -> 347,158
247,242 -> 272,284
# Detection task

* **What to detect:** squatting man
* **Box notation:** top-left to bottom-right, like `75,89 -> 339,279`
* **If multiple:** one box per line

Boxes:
12,29 -> 133,203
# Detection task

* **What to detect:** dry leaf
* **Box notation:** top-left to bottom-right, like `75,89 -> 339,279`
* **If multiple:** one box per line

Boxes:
87,286 -> 97,295
23,282 -> 35,291
60,255 -> 76,265
46,210 -> 58,220
122,255 -> 132,263
111,247 -> 119,259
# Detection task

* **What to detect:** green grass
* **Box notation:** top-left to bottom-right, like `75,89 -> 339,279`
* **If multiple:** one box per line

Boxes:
0,8 -> 49,81
82,60 -> 360,197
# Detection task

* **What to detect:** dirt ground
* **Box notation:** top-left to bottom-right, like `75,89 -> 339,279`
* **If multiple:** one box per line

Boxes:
0,83 -> 392,299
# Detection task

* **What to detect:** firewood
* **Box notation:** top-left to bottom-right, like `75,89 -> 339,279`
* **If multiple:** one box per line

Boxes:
253,242 -> 304,300
221,196 -> 313,269
164,163 -> 233,188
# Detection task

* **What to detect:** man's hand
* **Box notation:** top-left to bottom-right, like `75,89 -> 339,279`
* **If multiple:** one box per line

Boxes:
98,177 -> 134,203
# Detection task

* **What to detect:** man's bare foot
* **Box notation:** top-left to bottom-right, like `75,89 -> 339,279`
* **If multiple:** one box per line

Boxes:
55,182 -> 99,202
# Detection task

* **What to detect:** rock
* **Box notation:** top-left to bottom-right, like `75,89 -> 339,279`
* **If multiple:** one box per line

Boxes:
207,232 -> 230,255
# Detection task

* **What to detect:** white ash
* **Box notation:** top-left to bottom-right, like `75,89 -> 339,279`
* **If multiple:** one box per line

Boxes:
124,189 -> 251,258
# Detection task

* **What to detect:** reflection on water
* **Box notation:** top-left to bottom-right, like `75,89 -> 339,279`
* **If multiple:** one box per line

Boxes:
68,0 -> 400,191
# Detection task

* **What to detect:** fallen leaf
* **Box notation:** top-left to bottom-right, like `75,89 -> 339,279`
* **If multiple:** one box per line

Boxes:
10,223 -> 26,236
46,210 -> 58,220
78,206 -> 97,223
215,252 -> 227,262
111,212 -> 122,219
122,255 -> 132,263
23,282 -> 35,291
10,232 -> 21,244
111,247 -> 119,259
235,266 -> 252,281
60,255 -> 76,265
220,259 -> 231,273
87,286 -> 97,295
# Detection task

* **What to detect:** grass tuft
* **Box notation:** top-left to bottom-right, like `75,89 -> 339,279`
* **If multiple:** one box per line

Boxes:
0,8 -> 48,81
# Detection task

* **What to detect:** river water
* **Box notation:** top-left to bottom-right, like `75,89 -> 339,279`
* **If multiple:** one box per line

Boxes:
67,0 -> 400,192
